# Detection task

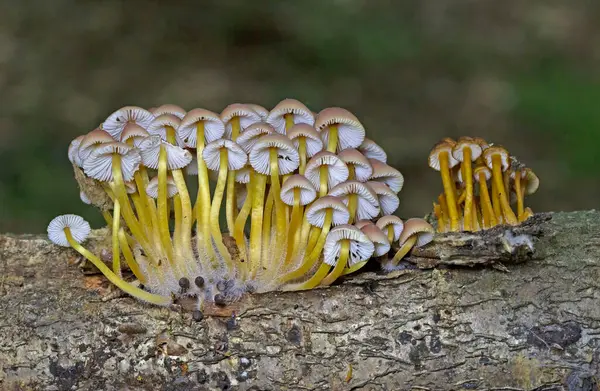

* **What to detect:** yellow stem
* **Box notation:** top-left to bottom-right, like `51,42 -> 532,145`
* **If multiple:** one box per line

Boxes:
319,165 -> 328,197
463,148 -> 473,231
157,145 -> 176,268
386,225 -> 395,243
172,169 -> 193,260
438,194 -> 448,233
269,148 -> 287,263
102,210 -> 113,227
261,188 -> 274,270
231,117 -> 241,140
225,171 -> 236,235
348,165 -> 356,181
173,194 -> 182,256
327,125 -> 338,153
112,197 -> 121,276
477,173 -> 495,228
390,236 -> 417,266
118,228 -> 147,284
342,260 -> 368,276
347,194 -> 358,224
491,155 -> 518,225
210,150 -> 234,272
291,263 -> 331,290
195,122 -> 213,261
321,240 -> 350,286
284,113 -> 294,133
234,180 -> 254,277
285,191 -> 302,264
491,177 -> 503,223
515,172 -> 524,220
298,138 -> 307,175
249,174 -> 267,278
440,151 -> 460,231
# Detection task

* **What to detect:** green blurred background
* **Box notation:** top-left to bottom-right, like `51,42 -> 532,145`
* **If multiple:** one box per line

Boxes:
1,0 -> 598,233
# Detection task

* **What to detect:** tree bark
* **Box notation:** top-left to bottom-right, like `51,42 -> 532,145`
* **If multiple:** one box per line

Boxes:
1,211 -> 599,391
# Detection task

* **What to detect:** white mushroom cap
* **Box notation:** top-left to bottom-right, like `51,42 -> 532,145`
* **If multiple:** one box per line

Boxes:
102,106 -> 155,140
338,149 -> 373,182
68,135 -> 85,167
398,218 -> 435,247
474,165 -> 492,182
304,196 -> 350,227
78,129 -> 114,162
249,134 -> 299,175
429,141 -> 459,171
147,114 -> 184,146
221,103 -> 262,138
452,136 -> 483,162
235,165 -> 253,184
323,224 -> 374,267
138,135 -> 193,170
150,104 -> 187,119
287,124 -> 324,158
354,219 -> 375,230
146,175 -> 179,199
328,180 -> 380,221
369,159 -> 404,193
185,153 -> 198,176
120,123 -> 150,148
367,181 -> 400,215
178,108 -> 225,148
304,151 -> 349,190
266,98 -> 314,135
47,214 -> 91,247
358,138 -> 387,163
83,142 -> 141,183
375,215 -> 404,243
523,168 -> 539,195
203,139 -> 248,171
483,145 -> 510,171
245,103 -> 269,120
360,223 -> 391,257
236,122 -> 274,154
280,175 -> 317,206
79,190 -> 91,205
315,107 -> 365,152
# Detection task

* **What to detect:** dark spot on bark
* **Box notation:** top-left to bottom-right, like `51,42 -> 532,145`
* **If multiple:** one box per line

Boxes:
432,310 -> 441,323
461,381 -> 480,389
179,277 -> 190,291
214,294 -> 227,306
196,369 -> 209,384
49,360 -> 85,390
78,343 -> 87,353
479,356 -> 491,365
226,315 -> 238,331
408,341 -> 429,367
413,324 -> 421,331
397,331 -> 413,345
211,371 -> 231,390
565,370 -> 598,391
362,280 -> 379,295
286,324 -> 302,345
527,321 -> 582,349
444,309 -> 452,316
192,310 -> 204,322
368,336 -> 390,350
429,335 -> 442,353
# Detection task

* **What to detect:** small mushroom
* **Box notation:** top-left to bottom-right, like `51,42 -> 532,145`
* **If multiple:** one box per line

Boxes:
389,218 -> 434,266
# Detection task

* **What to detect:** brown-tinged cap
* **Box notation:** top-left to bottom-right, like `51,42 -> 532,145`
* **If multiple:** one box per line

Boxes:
358,138 -> 387,163
304,151 -> 349,190
103,106 -> 155,140
287,123 -> 324,158
280,174 -> 317,206
266,98 -> 314,134
315,107 -> 365,152
452,136 -> 483,162
323,224 -> 374,267
376,215 -> 404,243
304,195 -> 350,227
359,223 -> 390,257
150,104 -> 186,119
368,159 -> 404,193
236,122 -> 275,154
428,140 -> 459,171
482,145 -> 510,171
338,149 -> 373,182
179,108 -> 225,147
248,134 -> 299,175
473,165 -> 492,182
398,218 -> 435,248
367,181 -> 399,215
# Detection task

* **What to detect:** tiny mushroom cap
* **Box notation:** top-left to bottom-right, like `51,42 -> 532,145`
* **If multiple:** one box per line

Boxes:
398,218 -> 435,248
287,124 -> 324,158
147,114 -> 183,146
83,142 -> 141,183
428,140 -> 459,171
120,123 -> 150,148
376,215 -> 404,243
47,214 -> 91,247
452,136 -> 483,162
249,134 -> 299,175
367,181 -> 400,215
523,168 -> 540,195
102,106 -> 155,140
483,145 -> 511,171
245,103 -> 269,120
338,149 -> 373,182
305,196 -> 350,227
304,151 -> 349,190
323,224 -> 374,267
150,104 -> 187,119
146,175 -> 179,199
236,122 -> 275,154
138,135 -> 193,170
203,139 -> 248,171
315,107 -> 366,152
178,108 -> 225,148
472,137 -> 490,150
79,190 -> 91,205
221,103 -> 262,138
280,174 -> 317,206
360,223 -> 391,257
234,165 -> 252,184
124,181 -> 138,194
185,153 -> 198,176
68,135 -> 85,167
266,98 -> 314,135
328,180 -> 380,221
358,138 -> 387,163
473,165 -> 492,182
368,159 -> 404,193
78,129 -> 114,162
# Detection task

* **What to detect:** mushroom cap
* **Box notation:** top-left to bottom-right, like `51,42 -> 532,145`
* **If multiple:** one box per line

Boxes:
323,224 -> 374,267
376,215 -> 404,243
287,124 -> 324,158
367,181 -> 400,216
150,104 -> 187,119
146,175 -> 179,199
47,214 -> 91,247
369,159 -> 404,193
428,141 -> 459,171
266,98 -> 314,135
203,139 -> 248,171
235,165 -> 253,184
473,165 -> 492,182
338,149 -> 373,182
483,145 -> 510,171
138,135 -> 193,170
102,106 -> 154,140
328,180 -> 380,221
178,108 -> 225,148
354,219 -> 375,230
124,181 -> 138,194
315,107 -> 365,152
220,103 -> 262,138
78,129 -> 114,162
245,103 -> 269,120
358,138 -> 387,163
83,141 -> 141,183
398,218 -> 435,247
304,151 -> 349,190
147,114 -> 184,146
236,122 -> 275,154
280,174 -> 317,206
68,135 -> 85,167
523,168 -> 539,195
472,137 -> 489,150
79,190 -> 91,205
185,152 -> 199,176
248,134 -> 299,175
360,223 -> 391,257
304,196 -> 350,227
452,136 -> 483,162
120,123 -> 150,148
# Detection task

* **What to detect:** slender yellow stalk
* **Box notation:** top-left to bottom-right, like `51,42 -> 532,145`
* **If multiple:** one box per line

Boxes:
462,147 -> 474,231
102,210 -> 113,227
342,260 -> 368,276
478,172 -> 497,228
173,194 -> 182,256
172,169 -> 193,260
210,150 -> 234,273
347,194 -> 358,224
284,113 -> 294,132
195,122 -> 213,260
291,263 -> 330,290
319,165 -> 328,197
234,180 -> 253,271
491,155 -> 518,225
261,189 -> 274,268
118,228 -> 147,284
321,240 -> 349,286
284,190 -> 302,264
112,197 -> 121,276
298,138 -> 307,175
249,174 -> 267,278
157,145 -> 176,266
390,236 -> 417,266
439,151 -> 459,231
326,125 -> 338,153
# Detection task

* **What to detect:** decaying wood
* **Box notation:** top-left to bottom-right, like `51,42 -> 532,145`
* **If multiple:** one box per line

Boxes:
0,211 -> 599,390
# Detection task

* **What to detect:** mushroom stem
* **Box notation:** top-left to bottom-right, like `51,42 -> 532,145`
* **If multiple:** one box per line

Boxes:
111,196 -> 121,275
195,122 -> 214,260
491,155 -> 518,225
462,147 -> 474,231
298,138 -> 307,175
438,194 -> 449,233
491,178 -> 502,223
386,225 -> 395,244
172,169 -> 193,260
284,113 -> 294,133
225,171 -> 236,235
261,189 -> 274,269
439,151 -> 460,231
157,145 -> 176,266
210,149 -> 234,272
102,210 -> 113,227
269,148 -> 287,254
390,236 -> 418,266
118,228 -> 147,284
319,165 -> 328,197
514,172 -> 524,220
234,180 -> 253,276
478,172 -> 497,228
348,165 -> 356,181
63,228 -> 170,305
434,202 -> 444,233
173,194 -> 182,255
284,190 -> 302,264
320,240 -> 350,286
326,125 -> 338,153
249,174 -> 267,278
347,194 -> 358,224
342,260 -> 368,276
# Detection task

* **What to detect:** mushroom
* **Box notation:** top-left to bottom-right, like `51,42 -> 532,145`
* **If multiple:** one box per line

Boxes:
358,138 -> 387,163
236,122 -> 275,154
150,104 -> 187,119
338,149 -> 373,182
368,159 -> 404,193
342,223 -> 390,276
366,181 -> 400,216
266,98 -> 314,135
389,218 -> 434,267
78,128 -> 114,162
452,137 -> 483,231
315,107 -> 365,153
221,103 -> 262,140
519,168 -> 539,222
68,135 -> 85,168
328,180 -> 380,224
102,106 -> 155,140
245,103 -> 269,120
47,214 -> 170,305
428,140 -> 460,231
482,146 -> 518,225
287,124 -> 324,175
304,151 -> 349,197
474,165 -> 497,228
375,215 -> 404,244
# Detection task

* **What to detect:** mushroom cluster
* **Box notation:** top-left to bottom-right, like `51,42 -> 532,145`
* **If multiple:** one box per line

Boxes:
49,100 -> 433,309
428,137 -> 539,233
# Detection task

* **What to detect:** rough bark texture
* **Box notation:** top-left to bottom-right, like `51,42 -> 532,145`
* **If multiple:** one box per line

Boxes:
1,211 -> 599,391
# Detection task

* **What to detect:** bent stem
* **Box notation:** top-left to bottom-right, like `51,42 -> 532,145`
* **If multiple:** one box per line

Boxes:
112,196 -> 121,275
195,121 -> 214,261
118,228 -> 147,284
342,260 -> 368,276
478,172 -> 497,227
249,174 -> 267,278
172,169 -> 193,260
210,149 -> 234,273
320,240 -> 349,286
390,236 -> 417,266
234,180 -> 253,277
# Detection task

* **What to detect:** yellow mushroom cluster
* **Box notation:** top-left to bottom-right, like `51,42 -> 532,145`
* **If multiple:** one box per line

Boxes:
48,100 -> 434,310
428,137 -> 539,233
